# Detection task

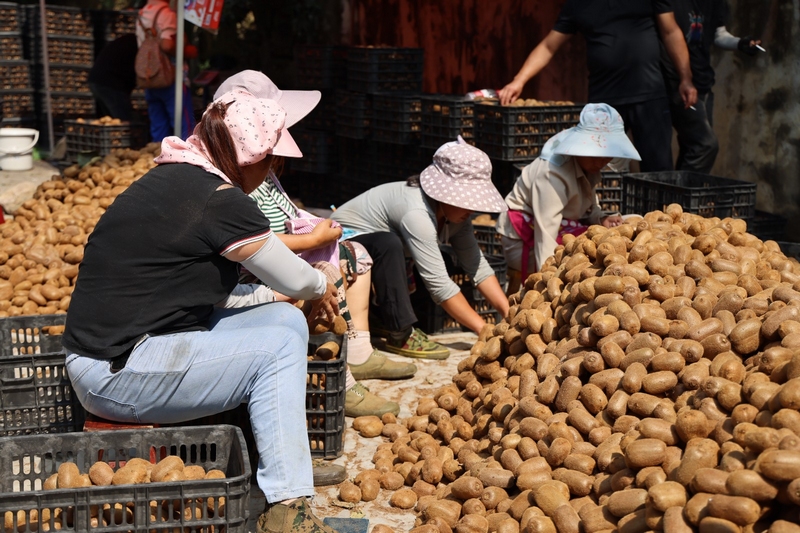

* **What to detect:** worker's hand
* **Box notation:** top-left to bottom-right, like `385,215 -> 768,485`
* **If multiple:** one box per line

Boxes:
679,79 -> 698,109
738,36 -> 761,56
498,80 -> 524,106
602,214 -> 623,228
311,219 -> 342,248
307,282 -> 339,324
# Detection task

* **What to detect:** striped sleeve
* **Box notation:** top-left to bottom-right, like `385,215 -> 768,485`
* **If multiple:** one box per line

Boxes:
249,180 -> 295,234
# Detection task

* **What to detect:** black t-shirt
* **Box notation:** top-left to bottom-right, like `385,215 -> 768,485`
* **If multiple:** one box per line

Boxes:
62,163 -> 271,359
554,0 -> 673,105
661,0 -> 728,92
88,33 -> 138,93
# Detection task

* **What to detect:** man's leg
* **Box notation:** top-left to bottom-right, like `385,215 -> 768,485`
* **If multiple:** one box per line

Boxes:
671,91 -> 719,174
618,98 -> 674,172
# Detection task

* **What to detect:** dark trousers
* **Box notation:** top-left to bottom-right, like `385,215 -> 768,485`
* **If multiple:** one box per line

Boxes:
89,82 -> 132,121
351,232 -> 417,332
670,91 -> 718,174
615,97 -> 674,172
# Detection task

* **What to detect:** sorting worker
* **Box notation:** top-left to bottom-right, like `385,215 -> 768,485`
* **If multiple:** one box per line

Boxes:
497,103 -> 642,292
331,138 -> 510,358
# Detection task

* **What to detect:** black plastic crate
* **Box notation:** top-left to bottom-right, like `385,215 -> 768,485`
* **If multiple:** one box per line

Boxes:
490,159 -> 527,197
0,88 -> 34,117
0,60 -> 30,90
34,63 -> 91,93
0,2 -> 21,32
290,129 -> 338,174
597,172 -> 624,214
778,242 -> 800,262
27,35 -> 94,66
475,102 -> 582,161
99,9 -> 136,43
38,91 -> 95,118
347,47 -> 423,94
421,94 -> 475,149
0,314 -> 66,357
335,90 -> 371,140
295,45 -> 347,89
25,5 -> 93,38
0,425 -> 251,532
65,119 -> 131,156
0,314 -> 86,436
412,246 -> 507,335
622,171 -> 756,220
0,31 -> 24,61
306,333 -> 347,459
301,91 -> 336,132
748,210 -> 787,241
475,102 -> 583,126
472,217 -> 503,258
371,94 -> 421,145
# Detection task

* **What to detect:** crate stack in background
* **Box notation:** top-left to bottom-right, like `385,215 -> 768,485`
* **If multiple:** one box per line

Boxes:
420,94 -> 475,150
24,4 -> 95,147
335,46 -> 424,206
0,2 -> 34,129
474,101 -> 582,196
282,45 -> 345,207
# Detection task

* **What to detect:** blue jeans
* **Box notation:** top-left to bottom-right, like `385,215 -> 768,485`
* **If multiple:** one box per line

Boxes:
145,83 -> 195,141
65,302 -> 312,503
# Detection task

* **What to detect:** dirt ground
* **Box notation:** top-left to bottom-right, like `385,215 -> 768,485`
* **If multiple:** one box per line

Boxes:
247,330 -> 478,533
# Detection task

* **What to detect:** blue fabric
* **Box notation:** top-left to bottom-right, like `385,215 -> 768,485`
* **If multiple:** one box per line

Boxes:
65,302 -> 314,503
145,83 -> 195,141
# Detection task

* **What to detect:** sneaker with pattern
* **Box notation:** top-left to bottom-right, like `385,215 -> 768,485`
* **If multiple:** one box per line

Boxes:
257,497 -> 336,533
384,328 -> 450,360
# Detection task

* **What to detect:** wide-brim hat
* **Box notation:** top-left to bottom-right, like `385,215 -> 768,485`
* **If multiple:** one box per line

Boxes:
214,70 -> 321,129
550,103 -> 641,161
419,137 -> 506,213
214,89 -> 302,161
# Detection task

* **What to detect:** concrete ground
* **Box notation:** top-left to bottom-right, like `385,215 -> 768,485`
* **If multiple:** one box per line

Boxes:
247,331 -> 478,533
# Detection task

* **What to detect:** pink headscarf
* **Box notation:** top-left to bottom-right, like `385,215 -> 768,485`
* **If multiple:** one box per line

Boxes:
154,89 -> 303,184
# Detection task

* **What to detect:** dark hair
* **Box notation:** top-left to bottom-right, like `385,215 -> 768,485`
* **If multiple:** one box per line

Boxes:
197,101 -> 248,188
406,174 -> 421,187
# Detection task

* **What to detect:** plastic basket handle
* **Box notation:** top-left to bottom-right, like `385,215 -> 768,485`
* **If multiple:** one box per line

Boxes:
0,130 -> 38,155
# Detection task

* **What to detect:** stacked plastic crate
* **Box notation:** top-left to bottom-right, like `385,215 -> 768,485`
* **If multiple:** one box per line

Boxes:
25,4 -> 95,145
336,47 -> 425,203
475,101 -> 582,196
290,47 -> 343,177
0,2 -> 34,129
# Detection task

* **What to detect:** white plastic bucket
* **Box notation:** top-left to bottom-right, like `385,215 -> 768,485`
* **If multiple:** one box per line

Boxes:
0,128 -> 39,171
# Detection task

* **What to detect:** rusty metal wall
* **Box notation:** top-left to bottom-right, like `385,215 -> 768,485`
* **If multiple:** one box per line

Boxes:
345,0 -> 588,102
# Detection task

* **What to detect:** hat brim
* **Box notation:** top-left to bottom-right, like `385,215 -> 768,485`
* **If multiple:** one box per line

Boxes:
271,128 -> 303,158
551,127 -> 642,161
279,90 -> 321,128
419,164 -> 507,213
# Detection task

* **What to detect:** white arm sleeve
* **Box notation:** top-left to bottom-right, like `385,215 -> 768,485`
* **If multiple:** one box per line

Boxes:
239,233 -> 327,301
714,26 -> 740,50
216,283 -> 276,308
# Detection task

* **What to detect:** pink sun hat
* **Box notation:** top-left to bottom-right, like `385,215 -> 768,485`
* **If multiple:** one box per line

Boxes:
214,70 -> 321,129
214,89 -> 302,160
419,137 -> 506,213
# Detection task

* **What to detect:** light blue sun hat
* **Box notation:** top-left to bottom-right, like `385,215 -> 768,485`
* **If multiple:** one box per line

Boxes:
541,103 -> 641,165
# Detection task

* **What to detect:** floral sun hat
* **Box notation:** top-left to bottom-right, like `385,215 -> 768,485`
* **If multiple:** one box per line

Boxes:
419,136 -> 506,213
547,103 -> 641,161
